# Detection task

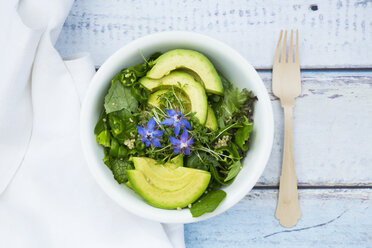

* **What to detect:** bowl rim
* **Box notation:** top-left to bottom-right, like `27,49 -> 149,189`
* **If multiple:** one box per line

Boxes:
81,31 -> 274,223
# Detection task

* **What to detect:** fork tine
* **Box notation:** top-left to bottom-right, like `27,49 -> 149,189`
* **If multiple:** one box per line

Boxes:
295,29 -> 299,64
274,30 -> 283,63
288,30 -> 294,63
280,30 -> 287,63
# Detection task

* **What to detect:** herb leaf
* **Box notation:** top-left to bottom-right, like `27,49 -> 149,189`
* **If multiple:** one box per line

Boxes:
235,122 -> 253,151
224,160 -> 242,182
222,87 -> 249,118
190,190 -> 226,217
104,80 -> 138,114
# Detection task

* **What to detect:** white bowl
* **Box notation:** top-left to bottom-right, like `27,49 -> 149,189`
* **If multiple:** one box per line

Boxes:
81,31 -> 274,223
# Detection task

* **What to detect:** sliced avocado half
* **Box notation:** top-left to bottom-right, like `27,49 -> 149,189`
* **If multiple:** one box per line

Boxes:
127,170 -> 210,209
127,157 -> 211,209
147,49 -> 224,95
139,71 -> 208,125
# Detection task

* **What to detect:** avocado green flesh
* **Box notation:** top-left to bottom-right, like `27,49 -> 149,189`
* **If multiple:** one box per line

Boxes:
127,170 -> 211,209
131,157 -> 183,178
147,90 -> 168,109
133,167 -> 208,191
205,105 -> 218,131
127,157 -> 211,209
132,156 -> 208,179
139,71 -> 208,124
126,181 -> 132,189
147,49 -> 224,95
133,164 -> 198,191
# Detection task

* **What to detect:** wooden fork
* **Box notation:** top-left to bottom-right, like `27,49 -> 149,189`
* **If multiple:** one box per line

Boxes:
272,30 -> 302,227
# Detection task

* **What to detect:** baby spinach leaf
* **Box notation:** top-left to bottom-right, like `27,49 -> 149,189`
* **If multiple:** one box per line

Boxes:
235,122 -> 253,151
104,80 -> 138,114
190,190 -> 227,217
224,160 -> 242,182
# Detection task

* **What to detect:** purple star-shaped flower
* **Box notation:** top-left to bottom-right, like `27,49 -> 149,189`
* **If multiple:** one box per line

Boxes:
169,128 -> 194,155
137,117 -> 165,148
160,109 -> 191,135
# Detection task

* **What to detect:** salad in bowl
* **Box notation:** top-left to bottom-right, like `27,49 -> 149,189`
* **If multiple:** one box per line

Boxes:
94,49 -> 257,217
81,31 -> 273,223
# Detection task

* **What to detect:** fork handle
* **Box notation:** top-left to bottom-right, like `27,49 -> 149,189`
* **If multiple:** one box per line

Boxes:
275,105 -> 301,227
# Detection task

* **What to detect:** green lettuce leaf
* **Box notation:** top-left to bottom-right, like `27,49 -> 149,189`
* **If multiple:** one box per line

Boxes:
235,122 -> 253,151
96,130 -> 111,147
222,87 -> 249,119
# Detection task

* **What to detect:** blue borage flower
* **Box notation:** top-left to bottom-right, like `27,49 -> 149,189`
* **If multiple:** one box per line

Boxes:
137,117 -> 165,148
160,109 -> 191,136
169,128 -> 194,155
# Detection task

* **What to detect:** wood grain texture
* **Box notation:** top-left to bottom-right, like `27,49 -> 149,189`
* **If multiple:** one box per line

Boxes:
185,189 -> 372,247
55,0 -> 372,69
257,70 -> 372,186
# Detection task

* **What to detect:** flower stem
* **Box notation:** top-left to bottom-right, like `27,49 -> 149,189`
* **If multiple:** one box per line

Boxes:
153,144 -> 172,153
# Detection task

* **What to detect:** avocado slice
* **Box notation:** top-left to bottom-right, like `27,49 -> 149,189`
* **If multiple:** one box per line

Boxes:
147,89 -> 168,109
147,49 -> 224,95
131,157 -> 182,178
139,71 -> 208,125
205,105 -> 218,131
127,169 -> 211,209
127,157 -> 211,209
132,165 -> 209,191
126,181 -> 133,189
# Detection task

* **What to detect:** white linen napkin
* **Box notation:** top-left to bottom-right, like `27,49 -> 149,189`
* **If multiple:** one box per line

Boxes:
0,0 -> 185,247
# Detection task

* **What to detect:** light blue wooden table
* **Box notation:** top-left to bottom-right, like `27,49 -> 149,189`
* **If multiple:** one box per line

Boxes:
56,1 -> 372,247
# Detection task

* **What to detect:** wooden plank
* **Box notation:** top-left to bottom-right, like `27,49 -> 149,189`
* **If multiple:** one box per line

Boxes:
185,188 -> 372,247
257,70 -> 372,186
55,0 -> 372,69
